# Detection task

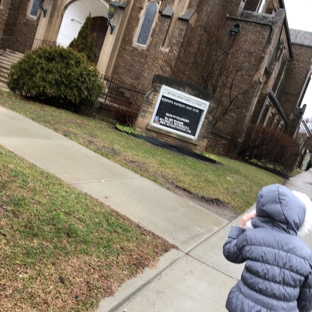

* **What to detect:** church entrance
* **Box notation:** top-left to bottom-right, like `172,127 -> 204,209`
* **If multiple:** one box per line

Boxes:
56,0 -> 109,52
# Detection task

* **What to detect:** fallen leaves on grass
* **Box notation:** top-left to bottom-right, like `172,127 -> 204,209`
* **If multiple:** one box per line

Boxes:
0,146 -> 176,311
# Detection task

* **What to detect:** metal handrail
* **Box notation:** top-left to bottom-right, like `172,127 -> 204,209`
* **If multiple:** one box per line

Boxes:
98,74 -> 147,120
32,39 -> 58,50
0,37 -> 58,53
99,74 -> 146,94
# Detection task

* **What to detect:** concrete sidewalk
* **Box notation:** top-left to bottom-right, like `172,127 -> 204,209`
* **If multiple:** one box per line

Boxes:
0,105 -> 312,312
97,167 -> 312,312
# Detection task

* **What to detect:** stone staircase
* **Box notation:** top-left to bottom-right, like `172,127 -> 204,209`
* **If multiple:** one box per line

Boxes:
98,74 -> 146,119
0,49 -> 24,85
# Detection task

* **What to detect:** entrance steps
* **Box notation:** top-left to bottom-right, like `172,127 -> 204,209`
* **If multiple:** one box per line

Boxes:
0,49 -> 24,85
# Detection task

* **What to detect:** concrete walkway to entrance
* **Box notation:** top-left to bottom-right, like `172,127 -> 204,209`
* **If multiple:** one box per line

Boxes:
0,105 -> 312,311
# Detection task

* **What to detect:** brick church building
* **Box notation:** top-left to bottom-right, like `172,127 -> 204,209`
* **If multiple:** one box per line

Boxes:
1,0 -> 312,154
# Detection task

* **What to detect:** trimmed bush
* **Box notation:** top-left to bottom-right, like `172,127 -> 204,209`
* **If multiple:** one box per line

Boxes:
238,124 -> 300,173
8,46 -> 104,113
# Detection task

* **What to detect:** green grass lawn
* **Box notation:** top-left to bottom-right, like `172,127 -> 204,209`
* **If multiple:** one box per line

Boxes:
0,145 -> 174,311
0,90 -> 284,213
0,90 -> 285,311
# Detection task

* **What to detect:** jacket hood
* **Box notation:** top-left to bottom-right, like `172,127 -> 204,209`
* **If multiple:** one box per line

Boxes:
250,184 -> 306,235
293,190 -> 312,236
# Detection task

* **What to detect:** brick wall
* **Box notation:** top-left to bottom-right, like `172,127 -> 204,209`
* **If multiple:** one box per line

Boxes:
278,44 -> 312,118
114,1 -> 309,155
211,19 -> 271,138
0,0 -> 12,43
250,28 -> 291,125
113,0 -> 276,145
112,0 -> 198,92
1,0 -> 39,53
113,0 -> 177,91
212,9 -> 296,151
169,3 -> 290,149
172,0 -> 224,83
225,0 -> 245,16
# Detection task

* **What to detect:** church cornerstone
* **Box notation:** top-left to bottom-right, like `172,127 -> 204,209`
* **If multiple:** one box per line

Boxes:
134,75 -> 218,154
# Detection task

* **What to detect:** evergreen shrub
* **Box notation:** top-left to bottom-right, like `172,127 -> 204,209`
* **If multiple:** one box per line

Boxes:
8,45 -> 104,113
68,13 -> 97,64
238,124 -> 300,173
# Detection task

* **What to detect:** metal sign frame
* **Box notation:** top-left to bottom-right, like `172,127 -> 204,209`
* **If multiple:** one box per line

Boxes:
150,86 -> 210,139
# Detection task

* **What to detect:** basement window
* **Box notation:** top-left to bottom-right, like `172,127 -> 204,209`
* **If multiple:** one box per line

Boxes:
28,0 -> 41,18
135,2 -> 158,47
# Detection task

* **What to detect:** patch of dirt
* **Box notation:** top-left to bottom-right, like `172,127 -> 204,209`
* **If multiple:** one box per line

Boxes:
165,181 -> 239,221
0,205 -> 6,216
128,159 -> 147,172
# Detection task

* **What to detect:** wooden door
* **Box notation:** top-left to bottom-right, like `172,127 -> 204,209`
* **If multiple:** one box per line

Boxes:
90,17 -> 108,62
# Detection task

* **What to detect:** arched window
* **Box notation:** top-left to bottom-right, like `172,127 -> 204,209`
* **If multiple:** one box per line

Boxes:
28,0 -> 41,18
135,2 -> 158,47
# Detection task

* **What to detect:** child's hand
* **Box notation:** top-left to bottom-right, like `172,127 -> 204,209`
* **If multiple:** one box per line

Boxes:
239,212 -> 256,228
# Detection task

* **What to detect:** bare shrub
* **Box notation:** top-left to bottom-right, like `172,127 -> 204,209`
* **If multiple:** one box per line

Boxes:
112,106 -> 139,127
238,124 -> 300,173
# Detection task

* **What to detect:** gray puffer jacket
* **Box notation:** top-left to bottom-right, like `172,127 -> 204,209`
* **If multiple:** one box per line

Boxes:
223,184 -> 312,312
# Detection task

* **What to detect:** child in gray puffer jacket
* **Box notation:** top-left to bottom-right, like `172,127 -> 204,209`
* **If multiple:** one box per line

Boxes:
223,184 -> 312,312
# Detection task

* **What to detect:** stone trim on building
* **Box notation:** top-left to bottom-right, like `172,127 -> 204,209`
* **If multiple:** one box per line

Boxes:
290,29 -> 312,47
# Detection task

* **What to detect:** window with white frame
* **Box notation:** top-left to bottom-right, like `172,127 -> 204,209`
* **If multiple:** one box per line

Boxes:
28,0 -> 41,18
135,2 -> 158,47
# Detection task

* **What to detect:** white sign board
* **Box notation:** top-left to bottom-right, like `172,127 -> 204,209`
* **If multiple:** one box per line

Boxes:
150,86 -> 209,139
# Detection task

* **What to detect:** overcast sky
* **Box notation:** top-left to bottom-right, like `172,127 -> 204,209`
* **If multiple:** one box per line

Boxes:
283,0 -> 312,118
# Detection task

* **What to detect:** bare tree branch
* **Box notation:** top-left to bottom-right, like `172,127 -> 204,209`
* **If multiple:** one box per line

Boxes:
157,6 -> 252,130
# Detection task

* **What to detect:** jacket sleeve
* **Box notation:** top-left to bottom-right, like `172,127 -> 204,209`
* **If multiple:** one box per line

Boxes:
297,268 -> 312,312
223,226 -> 246,264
